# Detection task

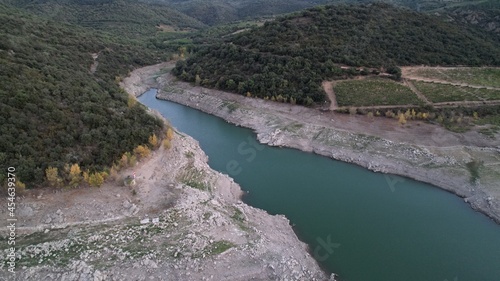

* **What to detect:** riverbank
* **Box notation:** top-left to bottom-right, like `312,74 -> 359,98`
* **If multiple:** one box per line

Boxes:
0,64 -> 330,281
133,62 -> 500,224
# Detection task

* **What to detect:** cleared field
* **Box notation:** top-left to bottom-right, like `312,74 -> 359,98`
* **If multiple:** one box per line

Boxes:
414,81 -> 500,103
407,67 -> 500,88
334,78 -> 421,107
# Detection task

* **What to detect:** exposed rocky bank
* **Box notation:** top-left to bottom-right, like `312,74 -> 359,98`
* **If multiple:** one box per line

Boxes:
0,63 -> 330,281
148,63 -> 500,224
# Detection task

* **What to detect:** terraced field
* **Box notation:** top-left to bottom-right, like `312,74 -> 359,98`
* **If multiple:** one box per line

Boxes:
413,81 -> 500,102
403,67 -> 500,88
334,78 -> 421,107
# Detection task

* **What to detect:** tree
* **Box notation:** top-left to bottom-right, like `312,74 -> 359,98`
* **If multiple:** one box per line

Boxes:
134,145 -> 151,159
166,127 -> 174,140
87,172 -> 105,187
149,134 -> 158,148
387,66 -> 402,80
127,95 -> 137,108
16,180 -> 26,195
398,113 -> 407,126
69,164 -> 82,187
45,167 -> 62,188
109,165 -> 119,181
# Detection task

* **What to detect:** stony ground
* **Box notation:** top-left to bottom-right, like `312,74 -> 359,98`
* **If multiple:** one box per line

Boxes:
0,74 -> 331,281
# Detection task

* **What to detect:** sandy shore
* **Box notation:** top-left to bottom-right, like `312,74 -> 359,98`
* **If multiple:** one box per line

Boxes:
129,63 -> 500,224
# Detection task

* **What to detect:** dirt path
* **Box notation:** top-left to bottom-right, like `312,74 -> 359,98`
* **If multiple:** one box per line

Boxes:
89,52 -> 99,74
403,78 -> 432,105
322,81 -> 338,110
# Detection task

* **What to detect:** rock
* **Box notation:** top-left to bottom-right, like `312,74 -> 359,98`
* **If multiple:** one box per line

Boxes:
143,258 -> 158,269
140,218 -> 150,224
18,206 -> 34,217
93,269 -> 105,281
123,201 -> 131,209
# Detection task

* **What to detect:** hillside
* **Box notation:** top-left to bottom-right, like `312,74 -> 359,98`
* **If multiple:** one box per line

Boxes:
147,0 -> 338,25
442,0 -> 500,35
173,3 -> 500,105
0,4 -> 166,187
3,0 -> 206,39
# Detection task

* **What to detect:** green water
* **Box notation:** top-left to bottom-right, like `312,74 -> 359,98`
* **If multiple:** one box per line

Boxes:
140,89 -> 500,281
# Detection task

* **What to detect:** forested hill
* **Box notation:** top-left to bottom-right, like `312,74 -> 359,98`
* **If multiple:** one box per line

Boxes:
3,0 -> 206,39
442,0 -> 500,35
0,4 -> 165,187
146,0 -> 336,25
173,3 -> 500,105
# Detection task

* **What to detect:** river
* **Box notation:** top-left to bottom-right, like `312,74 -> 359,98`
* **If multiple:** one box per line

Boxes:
139,89 -> 500,281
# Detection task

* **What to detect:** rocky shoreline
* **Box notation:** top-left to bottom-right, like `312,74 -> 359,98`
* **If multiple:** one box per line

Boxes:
0,62 -> 332,281
145,65 -> 500,225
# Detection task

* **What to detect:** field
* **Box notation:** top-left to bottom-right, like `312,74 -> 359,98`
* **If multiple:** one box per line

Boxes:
334,78 -> 421,107
412,82 -> 500,104
405,67 -> 500,88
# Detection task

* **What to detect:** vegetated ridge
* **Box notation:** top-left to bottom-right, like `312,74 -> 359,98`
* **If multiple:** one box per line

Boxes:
173,3 -> 500,105
0,4 -> 167,187
3,0 -> 206,39
146,0 -> 338,25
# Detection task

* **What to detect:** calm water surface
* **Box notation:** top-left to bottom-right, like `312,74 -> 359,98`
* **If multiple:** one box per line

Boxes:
140,89 -> 500,281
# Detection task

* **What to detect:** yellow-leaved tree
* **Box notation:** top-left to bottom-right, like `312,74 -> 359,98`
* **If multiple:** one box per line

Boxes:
166,127 -> 174,141
69,164 -> 82,187
398,113 -> 407,126
134,145 -> 151,159
149,134 -> 158,148
87,172 -> 105,187
45,167 -> 62,188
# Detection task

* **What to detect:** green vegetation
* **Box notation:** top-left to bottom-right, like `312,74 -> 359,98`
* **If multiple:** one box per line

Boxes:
413,82 -> 500,103
174,4 -> 500,105
334,79 -> 421,107
466,160 -> 483,184
146,0 -> 337,25
6,0 -> 205,39
176,163 -> 211,191
413,82 -> 482,102
194,240 -> 235,257
0,4 -> 167,187
410,68 -> 500,88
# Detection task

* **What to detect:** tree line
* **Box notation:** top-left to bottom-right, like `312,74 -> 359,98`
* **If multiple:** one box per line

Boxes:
173,3 -> 500,104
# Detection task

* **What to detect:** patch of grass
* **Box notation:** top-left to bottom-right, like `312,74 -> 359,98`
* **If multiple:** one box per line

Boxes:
196,240 -> 235,257
478,127 -> 499,138
466,160 -> 483,184
283,122 -> 304,133
220,101 -> 240,113
230,207 -> 245,222
414,81 -> 500,102
176,164 -> 210,191
185,151 -> 195,158
334,78 -> 420,107
476,115 -> 500,126
410,67 -> 500,88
